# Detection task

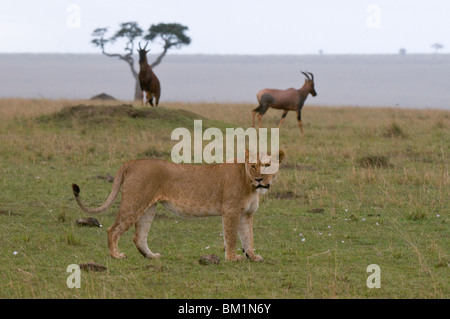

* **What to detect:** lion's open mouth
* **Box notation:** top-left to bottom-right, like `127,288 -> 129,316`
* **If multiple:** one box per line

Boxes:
256,184 -> 270,189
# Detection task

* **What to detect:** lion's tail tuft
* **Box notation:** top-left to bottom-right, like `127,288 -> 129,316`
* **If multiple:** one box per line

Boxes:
72,184 -> 80,197
71,163 -> 127,215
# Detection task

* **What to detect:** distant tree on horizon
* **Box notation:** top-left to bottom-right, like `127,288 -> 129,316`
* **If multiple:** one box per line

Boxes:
91,22 -> 191,101
431,43 -> 444,54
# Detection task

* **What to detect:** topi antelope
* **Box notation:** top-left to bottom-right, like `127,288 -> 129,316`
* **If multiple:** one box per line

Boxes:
252,71 -> 317,137
137,42 -> 161,107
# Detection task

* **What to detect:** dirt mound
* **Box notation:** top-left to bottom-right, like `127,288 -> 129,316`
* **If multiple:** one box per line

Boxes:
49,104 -> 150,120
90,93 -> 117,100
39,104 -> 205,125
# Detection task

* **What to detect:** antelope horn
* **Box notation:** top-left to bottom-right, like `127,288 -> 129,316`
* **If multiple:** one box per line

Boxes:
138,42 -> 142,50
308,72 -> 314,81
143,41 -> 149,50
301,71 -> 311,80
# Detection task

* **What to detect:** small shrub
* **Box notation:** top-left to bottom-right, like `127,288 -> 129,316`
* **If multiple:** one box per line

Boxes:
406,210 -> 427,221
61,232 -> 81,246
434,121 -> 445,129
57,211 -> 66,223
435,259 -> 449,268
384,122 -> 407,138
357,155 -> 391,168
139,147 -> 171,159
22,234 -> 31,243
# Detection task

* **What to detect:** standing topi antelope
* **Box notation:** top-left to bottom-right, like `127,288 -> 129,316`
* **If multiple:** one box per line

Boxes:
137,42 -> 161,107
252,71 -> 317,137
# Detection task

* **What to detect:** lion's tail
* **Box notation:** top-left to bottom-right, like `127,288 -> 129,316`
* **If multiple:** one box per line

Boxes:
72,164 -> 127,215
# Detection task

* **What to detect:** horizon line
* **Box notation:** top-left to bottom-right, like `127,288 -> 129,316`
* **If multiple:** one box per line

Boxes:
0,51 -> 448,56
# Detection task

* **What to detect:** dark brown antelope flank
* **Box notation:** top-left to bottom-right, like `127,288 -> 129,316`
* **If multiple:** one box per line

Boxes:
252,71 -> 317,137
137,42 -> 161,107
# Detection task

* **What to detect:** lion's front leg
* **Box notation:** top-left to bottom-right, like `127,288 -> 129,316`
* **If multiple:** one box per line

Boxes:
238,213 -> 263,262
222,212 -> 243,261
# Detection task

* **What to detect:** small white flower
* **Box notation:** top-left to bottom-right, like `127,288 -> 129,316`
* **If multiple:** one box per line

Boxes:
99,224 -> 103,227
318,232 -> 323,235
376,222 -> 379,226
327,225 -> 331,229
361,218 -> 366,221
299,233 -> 303,237
13,251 -> 18,255
345,209 -> 348,212
205,246 -> 210,249
436,214 -> 440,218
341,241 -> 345,243
328,233 -> 331,236
301,238 -> 306,242
49,209 -> 52,213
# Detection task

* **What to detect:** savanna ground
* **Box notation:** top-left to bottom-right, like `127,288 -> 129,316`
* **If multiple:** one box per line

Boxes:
0,98 -> 448,298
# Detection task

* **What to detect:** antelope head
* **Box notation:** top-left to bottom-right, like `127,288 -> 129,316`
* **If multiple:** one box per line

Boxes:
137,42 -> 150,64
301,71 -> 317,97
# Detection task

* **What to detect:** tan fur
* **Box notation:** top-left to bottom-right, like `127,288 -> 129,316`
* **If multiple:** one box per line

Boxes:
72,150 -> 285,262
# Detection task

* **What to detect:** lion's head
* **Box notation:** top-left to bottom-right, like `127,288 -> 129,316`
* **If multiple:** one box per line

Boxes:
245,150 -> 285,194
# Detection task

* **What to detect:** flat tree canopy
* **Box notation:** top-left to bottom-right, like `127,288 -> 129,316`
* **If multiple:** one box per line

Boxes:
91,21 -> 191,100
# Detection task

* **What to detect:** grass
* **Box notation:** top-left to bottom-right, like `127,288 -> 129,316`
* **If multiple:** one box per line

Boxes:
357,154 -> 391,168
0,98 -> 449,298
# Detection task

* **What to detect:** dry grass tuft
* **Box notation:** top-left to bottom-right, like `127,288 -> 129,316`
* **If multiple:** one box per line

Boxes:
384,122 -> 407,138
357,154 -> 391,168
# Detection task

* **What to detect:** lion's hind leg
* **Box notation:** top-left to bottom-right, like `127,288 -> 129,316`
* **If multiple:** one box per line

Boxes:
133,203 -> 161,259
107,217 -> 133,259
107,201 -> 148,259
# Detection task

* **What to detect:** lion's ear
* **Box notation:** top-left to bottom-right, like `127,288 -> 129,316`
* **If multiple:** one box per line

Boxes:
278,150 -> 285,163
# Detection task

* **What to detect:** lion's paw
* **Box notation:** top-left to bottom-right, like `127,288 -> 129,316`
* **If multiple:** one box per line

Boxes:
250,255 -> 264,262
226,254 -> 244,262
112,253 -> 127,259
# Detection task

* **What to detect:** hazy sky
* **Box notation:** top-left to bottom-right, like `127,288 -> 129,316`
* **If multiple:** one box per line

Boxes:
0,0 -> 448,55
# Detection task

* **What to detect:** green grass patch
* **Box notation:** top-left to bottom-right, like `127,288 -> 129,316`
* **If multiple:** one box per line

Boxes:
0,100 -> 448,298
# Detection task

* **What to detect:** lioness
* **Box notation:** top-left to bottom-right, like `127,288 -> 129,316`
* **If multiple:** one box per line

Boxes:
72,150 -> 285,261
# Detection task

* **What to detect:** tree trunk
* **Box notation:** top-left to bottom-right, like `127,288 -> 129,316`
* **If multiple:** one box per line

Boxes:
124,58 -> 141,102
134,78 -> 142,101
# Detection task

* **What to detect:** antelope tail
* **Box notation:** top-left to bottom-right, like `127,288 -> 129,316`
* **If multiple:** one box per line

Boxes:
72,164 -> 127,215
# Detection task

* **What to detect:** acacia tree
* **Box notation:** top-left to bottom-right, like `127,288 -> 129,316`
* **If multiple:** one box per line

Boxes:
431,43 -> 444,54
145,23 -> 191,67
92,22 -> 191,100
